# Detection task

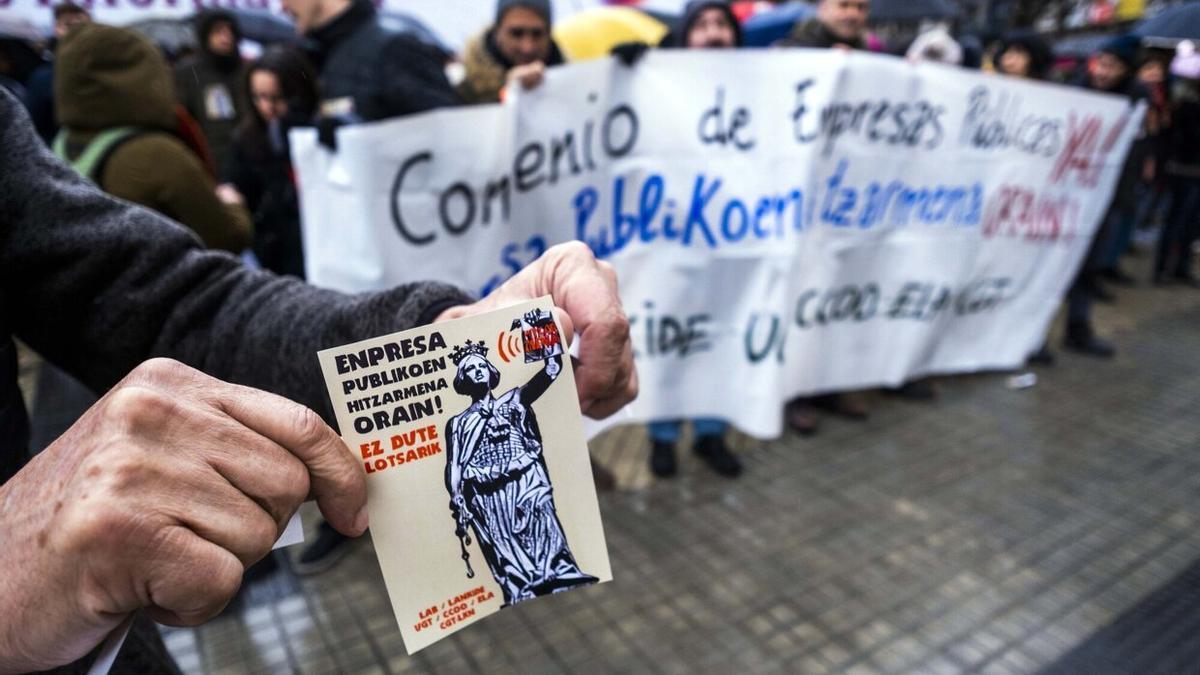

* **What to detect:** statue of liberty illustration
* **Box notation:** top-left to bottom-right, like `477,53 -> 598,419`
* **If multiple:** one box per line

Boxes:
444,318 -> 596,606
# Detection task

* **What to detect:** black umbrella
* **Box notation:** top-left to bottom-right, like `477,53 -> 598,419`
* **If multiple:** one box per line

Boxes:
1134,2 -> 1200,43
870,0 -> 959,23
226,8 -> 299,46
1054,32 -> 1110,58
128,19 -> 196,55
379,11 -> 453,55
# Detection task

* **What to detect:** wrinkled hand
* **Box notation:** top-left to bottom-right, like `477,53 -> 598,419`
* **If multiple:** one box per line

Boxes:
507,61 -> 546,90
0,359 -> 367,674
436,242 -> 637,419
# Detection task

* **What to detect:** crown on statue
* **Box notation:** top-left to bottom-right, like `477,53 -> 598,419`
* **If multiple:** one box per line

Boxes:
450,340 -> 489,365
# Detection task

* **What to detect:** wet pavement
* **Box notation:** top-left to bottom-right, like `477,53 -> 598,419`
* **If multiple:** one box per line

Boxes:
23,257 -> 1200,675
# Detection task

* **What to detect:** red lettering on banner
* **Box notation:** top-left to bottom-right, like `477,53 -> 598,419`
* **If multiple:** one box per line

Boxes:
1050,112 -> 1131,188
982,184 -> 1079,242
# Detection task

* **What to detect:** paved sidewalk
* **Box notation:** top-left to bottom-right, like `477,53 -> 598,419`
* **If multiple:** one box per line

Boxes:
24,265 -> 1196,675
152,270 -> 1200,675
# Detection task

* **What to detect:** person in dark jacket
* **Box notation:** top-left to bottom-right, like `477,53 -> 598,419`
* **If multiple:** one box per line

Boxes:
282,0 -> 460,124
1155,43 -> 1200,286
458,0 -> 566,105
776,0 -> 868,50
0,87 -> 635,674
54,23 -> 251,254
174,9 -> 246,179
1061,34 -> 1148,357
228,46 -> 318,278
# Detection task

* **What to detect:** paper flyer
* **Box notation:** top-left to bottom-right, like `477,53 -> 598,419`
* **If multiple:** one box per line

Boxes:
317,297 -> 612,653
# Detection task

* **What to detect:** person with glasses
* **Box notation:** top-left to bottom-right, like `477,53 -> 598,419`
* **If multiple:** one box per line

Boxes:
458,0 -> 566,105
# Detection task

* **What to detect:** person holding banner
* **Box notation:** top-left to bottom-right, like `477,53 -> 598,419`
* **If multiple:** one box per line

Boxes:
0,88 -> 636,673
614,0 -> 746,478
1058,35 -> 1149,357
458,0 -> 565,105
776,0 -> 868,50
775,0 -> 878,433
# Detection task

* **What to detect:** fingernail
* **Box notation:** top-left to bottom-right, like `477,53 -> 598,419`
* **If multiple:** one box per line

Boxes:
354,506 -> 370,534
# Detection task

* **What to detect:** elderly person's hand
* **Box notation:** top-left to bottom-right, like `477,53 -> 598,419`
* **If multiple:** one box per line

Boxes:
436,242 -> 637,419
0,359 -> 367,674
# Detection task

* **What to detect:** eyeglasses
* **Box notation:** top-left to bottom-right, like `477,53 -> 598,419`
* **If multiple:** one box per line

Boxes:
505,27 -> 546,41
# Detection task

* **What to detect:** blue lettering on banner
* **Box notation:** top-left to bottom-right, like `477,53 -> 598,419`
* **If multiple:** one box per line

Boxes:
572,159 -> 984,259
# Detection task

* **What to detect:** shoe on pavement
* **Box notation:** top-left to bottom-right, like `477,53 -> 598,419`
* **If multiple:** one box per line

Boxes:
884,380 -> 937,401
1027,346 -> 1056,366
650,440 -> 677,478
1063,322 -> 1116,359
694,435 -> 742,478
784,399 -> 819,436
812,392 -> 870,420
1100,266 -> 1136,286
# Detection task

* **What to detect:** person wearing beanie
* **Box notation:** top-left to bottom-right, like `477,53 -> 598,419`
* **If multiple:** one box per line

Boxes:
54,23 -> 251,253
458,0 -> 565,104
1154,41 -> 1200,285
174,9 -> 246,179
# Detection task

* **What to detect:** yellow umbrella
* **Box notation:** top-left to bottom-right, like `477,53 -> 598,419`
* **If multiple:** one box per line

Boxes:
553,6 -> 670,62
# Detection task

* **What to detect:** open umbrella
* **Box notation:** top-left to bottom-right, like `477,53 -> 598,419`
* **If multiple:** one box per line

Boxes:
379,11 -> 454,55
1134,2 -> 1200,46
226,8 -> 299,46
128,19 -> 196,55
1053,32 -> 1110,58
741,1 -> 815,47
869,0 -> 959,23
553,6 -> 669,61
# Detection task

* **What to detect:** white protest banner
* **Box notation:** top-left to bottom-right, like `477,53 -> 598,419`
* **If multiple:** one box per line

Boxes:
294,51 -> 1143,438
317,298 -> 611,654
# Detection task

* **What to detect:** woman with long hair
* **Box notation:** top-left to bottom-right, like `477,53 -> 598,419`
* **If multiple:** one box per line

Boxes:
228,46 -> 319,278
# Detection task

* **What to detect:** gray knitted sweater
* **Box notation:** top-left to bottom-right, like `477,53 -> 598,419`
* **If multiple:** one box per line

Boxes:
0,87 -> 472,483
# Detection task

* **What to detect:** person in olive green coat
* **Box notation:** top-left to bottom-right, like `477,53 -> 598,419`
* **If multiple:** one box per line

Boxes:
53,23 -> 251,253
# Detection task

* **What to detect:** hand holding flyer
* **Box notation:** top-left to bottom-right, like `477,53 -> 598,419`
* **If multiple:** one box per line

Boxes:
317,297 -> 612,654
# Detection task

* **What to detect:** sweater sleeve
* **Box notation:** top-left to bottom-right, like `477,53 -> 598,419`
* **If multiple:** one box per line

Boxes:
0,89 -> 472,425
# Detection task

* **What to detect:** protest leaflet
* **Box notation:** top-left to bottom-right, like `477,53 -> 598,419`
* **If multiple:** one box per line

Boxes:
317,298 -> 611,653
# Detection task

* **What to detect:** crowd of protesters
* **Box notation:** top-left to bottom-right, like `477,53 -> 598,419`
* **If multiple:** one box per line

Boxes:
0,0 -> 1198,669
